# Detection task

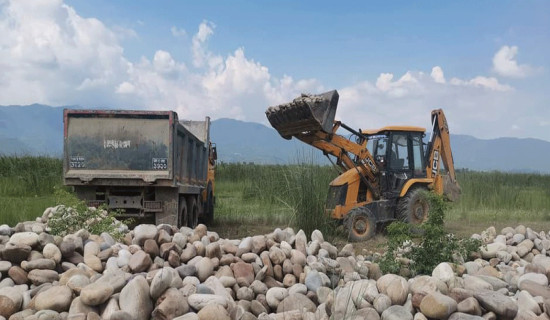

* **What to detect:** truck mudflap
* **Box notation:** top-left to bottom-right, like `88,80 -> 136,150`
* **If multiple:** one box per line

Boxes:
265,90 -> 339,139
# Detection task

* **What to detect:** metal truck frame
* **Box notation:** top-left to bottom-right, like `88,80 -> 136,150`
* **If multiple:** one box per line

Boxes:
63,109 -> 216,227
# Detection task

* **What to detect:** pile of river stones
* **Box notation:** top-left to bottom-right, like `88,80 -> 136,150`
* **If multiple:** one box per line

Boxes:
3,215 -> 550,320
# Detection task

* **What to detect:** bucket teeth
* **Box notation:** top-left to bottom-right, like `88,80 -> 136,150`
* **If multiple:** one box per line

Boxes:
265,90 -> 339,139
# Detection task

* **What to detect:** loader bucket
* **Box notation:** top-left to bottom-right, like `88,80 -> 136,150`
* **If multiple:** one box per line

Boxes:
265,90 -> 339,139
443,175 -> 461,202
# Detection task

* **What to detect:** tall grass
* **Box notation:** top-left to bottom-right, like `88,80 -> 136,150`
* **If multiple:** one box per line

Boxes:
215,156 -> 337,236
0,156 -> 63,225
449,170 -> 550,222
1,155 -> 549,235
0,156 -> 62,196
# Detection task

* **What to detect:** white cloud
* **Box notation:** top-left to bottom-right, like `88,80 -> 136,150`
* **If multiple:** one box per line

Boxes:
431,66 -> 445,84
0,0 -> 547,141
192,20 -> 217,68
170,26 -> 187,38
493,45 -> 533,78
450,76 -> 512,92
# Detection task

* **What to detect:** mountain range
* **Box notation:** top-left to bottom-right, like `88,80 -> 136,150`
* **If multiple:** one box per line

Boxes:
1,104 -> 549,173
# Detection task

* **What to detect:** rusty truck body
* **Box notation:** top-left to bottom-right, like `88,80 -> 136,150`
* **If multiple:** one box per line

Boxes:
63,109 -> 216,227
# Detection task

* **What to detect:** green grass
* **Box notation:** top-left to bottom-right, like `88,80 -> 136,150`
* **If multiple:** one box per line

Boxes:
214,160 -> 338,236
0,156 -> 63,226
448,170 -> 550,222
1,155 -> 549,238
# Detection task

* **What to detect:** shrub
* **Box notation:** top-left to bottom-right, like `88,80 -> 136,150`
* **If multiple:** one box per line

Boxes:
46,188 -> 128,240
380,191 -> 481,276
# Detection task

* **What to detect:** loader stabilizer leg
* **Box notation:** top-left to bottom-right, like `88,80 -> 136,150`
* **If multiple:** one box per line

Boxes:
265,90 -> 339,139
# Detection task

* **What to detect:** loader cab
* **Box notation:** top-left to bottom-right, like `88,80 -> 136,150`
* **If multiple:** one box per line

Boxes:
365,127 -> 426,197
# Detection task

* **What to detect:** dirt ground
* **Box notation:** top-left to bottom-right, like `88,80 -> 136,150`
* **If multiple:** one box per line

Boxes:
210,219 -> 550,257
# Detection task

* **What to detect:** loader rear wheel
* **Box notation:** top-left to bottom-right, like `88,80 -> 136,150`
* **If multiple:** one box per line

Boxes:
398,188 -> 430,225
187,197 -> 199,229
345,207 -> 376,242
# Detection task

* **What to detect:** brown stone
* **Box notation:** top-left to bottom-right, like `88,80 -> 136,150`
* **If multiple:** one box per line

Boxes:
232,262 -> 255,286
168,250 -> 180,268
128,250 -> 152,273
8,266 -> 28,285
143,239 -> 159,258
159,242 -> 178,260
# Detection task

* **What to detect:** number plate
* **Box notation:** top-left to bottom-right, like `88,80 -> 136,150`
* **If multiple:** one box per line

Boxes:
152,158 -> 168,170
69,156 -> 85,168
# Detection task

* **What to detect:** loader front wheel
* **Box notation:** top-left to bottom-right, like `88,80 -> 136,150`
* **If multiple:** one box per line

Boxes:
345,207 -> 376,242
398,188 -> 430,225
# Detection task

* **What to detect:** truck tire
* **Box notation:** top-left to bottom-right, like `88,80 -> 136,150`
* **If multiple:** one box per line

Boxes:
178,197 -> 188,228
345,206 -> 376,242
187,196 -> 199,228
397,187 -> 430,225
204,183 -> 214,225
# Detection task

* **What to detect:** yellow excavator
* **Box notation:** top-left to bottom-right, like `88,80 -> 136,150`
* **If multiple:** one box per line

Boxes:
265,90 -> 460,241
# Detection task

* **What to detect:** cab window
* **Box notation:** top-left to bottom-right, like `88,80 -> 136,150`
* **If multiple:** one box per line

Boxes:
412,134 -> 424,174
389,134 -> 409,170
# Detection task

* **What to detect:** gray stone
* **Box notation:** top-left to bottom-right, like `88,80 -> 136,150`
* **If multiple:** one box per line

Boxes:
133,224 -> 158,245
174,263 -> 194,278
9,232 -> 39,247
80,281 -> 113,306
432,262 -> 454,283
448,313 -> 484,320
187,293 -> 228,311
381,305 -> 413,320
119,275 -> 153,320
374,294 -> 392,314
0,287 -> 23,318
305,270 -> 323,292
518,272 -> 548,287
474,290 -> 518,319
311,230 -> 324,243
195,258 -> 214,282
277,293 -> 316,313
34,285 -> 73,312
517,290 -> 541,314
68,296 -> 97,315
150,267 -> 173,300
333,285 -> 356,319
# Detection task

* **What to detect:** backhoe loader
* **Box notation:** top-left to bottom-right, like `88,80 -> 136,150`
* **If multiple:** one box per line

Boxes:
265,90 -> 460,241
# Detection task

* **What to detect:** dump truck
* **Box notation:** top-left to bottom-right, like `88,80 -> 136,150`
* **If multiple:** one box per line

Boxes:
63,109 -> 216,227
266,90 -> 460,241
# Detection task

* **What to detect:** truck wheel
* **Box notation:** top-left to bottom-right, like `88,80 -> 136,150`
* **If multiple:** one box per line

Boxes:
398,188 -> 430,224
187,196 -> 199,229
178,197 -> 188,228
204,183 -> 214,224
345,207 -> 376,242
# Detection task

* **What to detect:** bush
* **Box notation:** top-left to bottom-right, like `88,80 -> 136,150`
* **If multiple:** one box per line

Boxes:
46,188 -> 128,240
380,191 -> 481,276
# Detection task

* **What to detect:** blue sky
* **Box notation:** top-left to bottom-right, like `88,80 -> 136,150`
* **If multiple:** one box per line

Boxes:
1,0 -> 549,140
67,1 -> 549,84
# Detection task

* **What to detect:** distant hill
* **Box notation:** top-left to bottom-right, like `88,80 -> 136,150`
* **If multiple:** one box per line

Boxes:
1,105 -> 550,173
